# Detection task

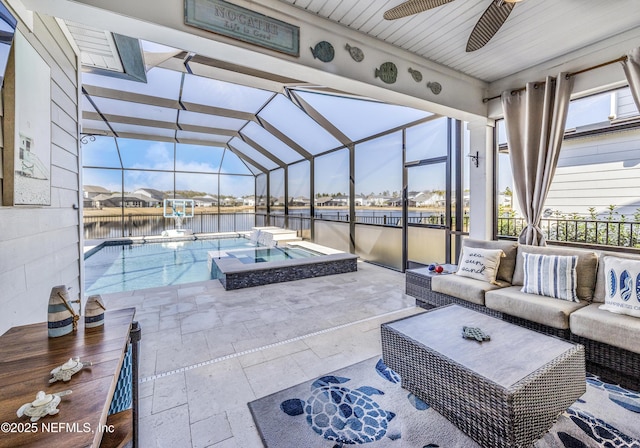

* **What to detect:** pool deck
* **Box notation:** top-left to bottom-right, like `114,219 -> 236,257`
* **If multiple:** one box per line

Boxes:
100,261 -> 418,447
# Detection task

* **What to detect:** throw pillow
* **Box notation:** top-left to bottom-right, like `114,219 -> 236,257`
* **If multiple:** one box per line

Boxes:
455,247 -> 504,284
599,256 -> 640,318
521,252 -> 579,302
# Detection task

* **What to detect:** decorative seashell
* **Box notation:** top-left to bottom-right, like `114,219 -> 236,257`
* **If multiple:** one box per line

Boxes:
427,81 -> 442,95
345,43 -> 364,62
375,62 -> 398,84
17,390 -> 72,422
85,294 -> 106,328
49,357 -> 93,383
408,68 -> 423,82
48,285 -> 78,338
310,41 -> 335,62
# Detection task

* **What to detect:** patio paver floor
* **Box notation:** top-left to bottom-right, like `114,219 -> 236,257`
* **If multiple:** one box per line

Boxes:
102,260 -> 418,447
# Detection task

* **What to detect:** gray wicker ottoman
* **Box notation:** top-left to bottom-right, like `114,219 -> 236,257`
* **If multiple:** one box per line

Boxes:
381,305 -> 585,448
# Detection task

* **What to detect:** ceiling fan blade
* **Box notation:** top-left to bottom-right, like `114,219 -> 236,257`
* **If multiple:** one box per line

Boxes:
383,0 -> 455,20
465,0 -> 516,52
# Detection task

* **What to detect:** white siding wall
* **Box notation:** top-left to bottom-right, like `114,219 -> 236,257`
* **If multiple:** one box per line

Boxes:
0,14 -> 80,335
546,128 -> 640,217
616,89 -> 639,119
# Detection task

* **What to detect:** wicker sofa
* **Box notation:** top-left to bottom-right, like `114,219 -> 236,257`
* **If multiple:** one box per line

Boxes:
407,239 -> 640,390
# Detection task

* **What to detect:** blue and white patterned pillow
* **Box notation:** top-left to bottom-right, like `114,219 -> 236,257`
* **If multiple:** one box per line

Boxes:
521,252 -> 579,302
599,256 -> 640,318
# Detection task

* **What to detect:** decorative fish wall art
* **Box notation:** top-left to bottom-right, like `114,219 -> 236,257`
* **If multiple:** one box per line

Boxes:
427,81 -> 442,95
310,41 -> 335,62
408,68 -> 423,82
375,62 -> 398,84
345,43 -> 364,62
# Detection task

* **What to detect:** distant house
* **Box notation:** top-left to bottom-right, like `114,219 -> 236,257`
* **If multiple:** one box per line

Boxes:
543,89 -> 640,218
192,195 -> 217,207
83,185 -> 110,208
367,195 -> 391,206
413,192 -> 444,207
243,196 -> 255,207
315,196 -> 333,207
90,193 -> 116,209
91,192 -> 160,208
220,197 -> 240,206
83,185 -> 110,199
133,188 -> 165,202
325,195 -> 348,207
386,198 -> 402,207
290,196 -> 310,207
354,194 -> 366,206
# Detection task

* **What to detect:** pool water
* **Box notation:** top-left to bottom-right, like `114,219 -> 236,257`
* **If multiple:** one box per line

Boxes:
85,237 -> 316,294
227,246 -> 317,264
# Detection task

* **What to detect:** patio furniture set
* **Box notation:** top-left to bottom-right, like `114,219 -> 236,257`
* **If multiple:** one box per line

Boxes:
406,239 -> 640,391
383,238 -> 640,447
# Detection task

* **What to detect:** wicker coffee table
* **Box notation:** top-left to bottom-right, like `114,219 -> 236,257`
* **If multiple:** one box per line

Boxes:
381,305 -> 585,448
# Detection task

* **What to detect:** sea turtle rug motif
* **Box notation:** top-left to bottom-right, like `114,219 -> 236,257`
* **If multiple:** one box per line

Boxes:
248,357 -> 640,448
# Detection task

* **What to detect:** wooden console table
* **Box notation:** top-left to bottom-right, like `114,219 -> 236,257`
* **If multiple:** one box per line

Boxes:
0,308 -> 141,448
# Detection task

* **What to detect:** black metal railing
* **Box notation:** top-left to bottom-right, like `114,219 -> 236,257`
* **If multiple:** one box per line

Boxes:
84,210 -> 473,240
314,211 -> 470,230
498,216 -> 640,248
83,212 -> 256,239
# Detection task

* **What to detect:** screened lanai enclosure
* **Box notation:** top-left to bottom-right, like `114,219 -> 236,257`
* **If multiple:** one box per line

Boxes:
81,39 -> 470,271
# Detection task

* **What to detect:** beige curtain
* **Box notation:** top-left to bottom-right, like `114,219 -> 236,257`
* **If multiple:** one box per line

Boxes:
501,73 -> 574,246
622,47 -> 640,113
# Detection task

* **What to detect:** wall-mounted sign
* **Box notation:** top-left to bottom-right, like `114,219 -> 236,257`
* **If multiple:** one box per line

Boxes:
185,0 -> 300,57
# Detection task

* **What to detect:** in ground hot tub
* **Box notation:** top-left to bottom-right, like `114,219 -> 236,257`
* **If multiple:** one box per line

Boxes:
207,242 -> 358,290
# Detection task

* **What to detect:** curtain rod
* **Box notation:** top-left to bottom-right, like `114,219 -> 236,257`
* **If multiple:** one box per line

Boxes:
482,55 -> 629,103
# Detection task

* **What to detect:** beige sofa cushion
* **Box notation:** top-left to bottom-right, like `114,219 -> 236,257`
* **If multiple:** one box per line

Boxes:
462,238 -> 518,284
593,250 -> 640,303
485,286 -> 588,329
431,274 -> 509,306
512,245 -> 598,301
570,303 -> 640,355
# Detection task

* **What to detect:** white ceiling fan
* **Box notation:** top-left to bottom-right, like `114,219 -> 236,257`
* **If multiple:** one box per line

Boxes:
383,0 -> 525,52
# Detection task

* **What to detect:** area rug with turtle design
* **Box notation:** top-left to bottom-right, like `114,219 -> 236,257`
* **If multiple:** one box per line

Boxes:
248,357 -> 640,447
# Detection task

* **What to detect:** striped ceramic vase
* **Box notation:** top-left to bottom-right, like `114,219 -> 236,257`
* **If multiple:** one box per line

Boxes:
47,285 -> 75,337
85,295 -> 106,328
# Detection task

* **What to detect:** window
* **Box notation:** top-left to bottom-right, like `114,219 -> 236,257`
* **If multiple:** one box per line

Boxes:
256,173 -> 267,214
355,132 -> 402,225
496,87 -> 640,248
270,169 -> 285,214
314,149 -> 349,221
288,161 -> 310,216
406,117 -> 448,162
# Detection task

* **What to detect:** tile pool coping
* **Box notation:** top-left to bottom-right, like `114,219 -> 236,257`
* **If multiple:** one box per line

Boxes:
83,232 -> 247,259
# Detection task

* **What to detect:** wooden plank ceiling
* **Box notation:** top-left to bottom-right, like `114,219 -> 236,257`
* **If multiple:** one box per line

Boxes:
278,0 -> 640,82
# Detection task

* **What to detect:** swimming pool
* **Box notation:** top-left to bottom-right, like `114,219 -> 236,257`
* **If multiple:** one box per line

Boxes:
84,237 -> 267,294
85,236 -> 358,293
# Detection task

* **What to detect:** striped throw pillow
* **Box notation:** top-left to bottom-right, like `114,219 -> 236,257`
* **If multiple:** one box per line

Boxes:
521,252 -> 579,302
